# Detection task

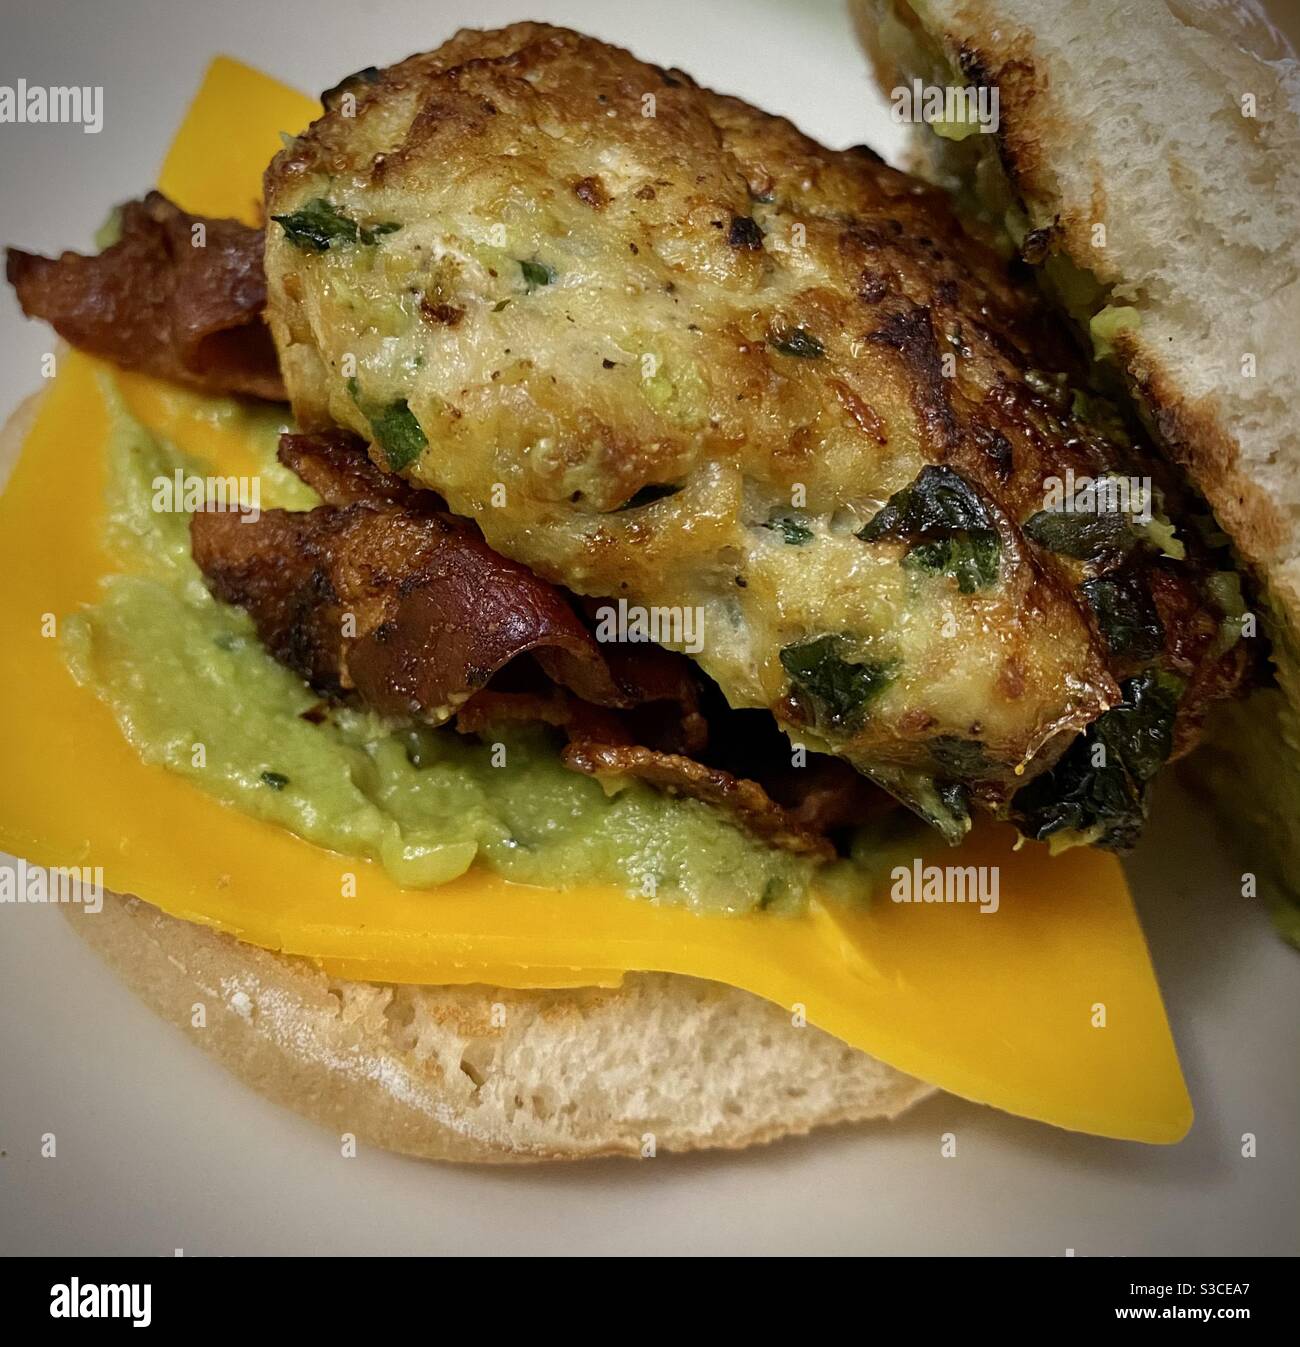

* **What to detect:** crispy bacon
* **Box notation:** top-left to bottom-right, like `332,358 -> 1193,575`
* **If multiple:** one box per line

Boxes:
749,754 -> 892,836
278,430 -> 415,506
191,431 -> 881,855
192,431 -> 697,721
7,192 -> 283,400
561,741 -> 837,860
454,688 -> 856,856
193,501 -> 624,716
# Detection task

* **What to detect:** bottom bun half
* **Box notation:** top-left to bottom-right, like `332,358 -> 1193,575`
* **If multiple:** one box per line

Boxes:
66,893 -> 932,1162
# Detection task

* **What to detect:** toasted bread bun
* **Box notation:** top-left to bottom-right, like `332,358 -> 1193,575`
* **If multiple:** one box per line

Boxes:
63,893 -> 930,1162
857,0 -> 1300,934
860,0 -> 1300,632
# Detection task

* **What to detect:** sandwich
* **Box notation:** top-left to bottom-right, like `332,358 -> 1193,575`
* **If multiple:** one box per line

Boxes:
0,15 -> 1293,1160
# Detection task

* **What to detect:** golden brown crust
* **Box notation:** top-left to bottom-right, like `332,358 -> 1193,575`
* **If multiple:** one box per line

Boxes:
1129,351 -> 1300,628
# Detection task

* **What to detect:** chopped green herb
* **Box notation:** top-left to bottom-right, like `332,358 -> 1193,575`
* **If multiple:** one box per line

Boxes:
492,299 -> 512,312
858,465 -> 1001,592
779,635 -> 893,729
764,515 -> 814,545
859,466 -> 991,541
260,770 -> 290,791
1082,572 -> 1164,661
519,259 -> 555,290
904,534 -> 999,593
1022,506 -> 1135,559
272,198 -> 359,251
367,398 -> 427,471
1011,670 -> 1182,851
767,326 -> 824,359
272,197 -> 400,251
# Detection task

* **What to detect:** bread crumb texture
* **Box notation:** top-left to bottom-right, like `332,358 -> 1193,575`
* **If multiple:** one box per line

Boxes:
69,893 -> 931,1162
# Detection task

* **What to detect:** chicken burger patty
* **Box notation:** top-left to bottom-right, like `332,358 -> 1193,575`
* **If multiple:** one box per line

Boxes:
263,21 -> 1253,844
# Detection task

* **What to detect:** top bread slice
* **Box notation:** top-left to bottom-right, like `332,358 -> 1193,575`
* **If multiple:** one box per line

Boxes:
860,0 -> 1300,633
857,0 -> 1300,934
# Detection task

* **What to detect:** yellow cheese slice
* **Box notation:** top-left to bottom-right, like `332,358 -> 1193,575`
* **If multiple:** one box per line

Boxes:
0,57 -> 1192,1143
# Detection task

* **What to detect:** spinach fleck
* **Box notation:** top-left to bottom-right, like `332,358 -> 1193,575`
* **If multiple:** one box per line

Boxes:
272,197 -> 401,251
1011,670 -> 1183,851
779,635 -> 893,729
857,465 -> 1001,592
1082,571 -> 1164,661
904,534 -> 999,593
519,259 -> 555,290
767,326 -> 824,359
1021,507 -> 1135,560
367,398 -> 427,471
763,515 -> 814,545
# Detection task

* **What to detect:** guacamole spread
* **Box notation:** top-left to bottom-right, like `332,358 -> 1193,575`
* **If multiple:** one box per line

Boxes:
62,378 -> 879,913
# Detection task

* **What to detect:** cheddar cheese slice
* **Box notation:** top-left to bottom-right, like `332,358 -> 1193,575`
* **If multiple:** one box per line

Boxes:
0,57 -> 1192,1143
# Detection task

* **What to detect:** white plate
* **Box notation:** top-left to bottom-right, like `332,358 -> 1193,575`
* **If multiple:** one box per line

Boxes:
1,0 -> 1296,1256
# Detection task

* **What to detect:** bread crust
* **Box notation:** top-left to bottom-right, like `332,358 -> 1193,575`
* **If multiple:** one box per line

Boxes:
859,0 -> 1300,644
63,892 -> 931,1162
859,0 -> 1300,930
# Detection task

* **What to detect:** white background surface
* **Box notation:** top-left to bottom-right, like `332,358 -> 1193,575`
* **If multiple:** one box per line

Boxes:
0,0 -> 1297,1256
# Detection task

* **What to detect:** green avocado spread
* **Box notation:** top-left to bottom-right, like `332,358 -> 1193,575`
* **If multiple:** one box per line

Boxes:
62,378 -> 900,913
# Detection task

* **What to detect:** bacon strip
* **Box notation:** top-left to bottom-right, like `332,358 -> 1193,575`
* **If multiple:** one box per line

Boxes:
7,192 -> 283,400
561,741 -> 836,860
278,430 -> 416,506
192,431 -> 877,855
191,432 -> 692,720
193,502 -> 627,716
456,693 -> 838,858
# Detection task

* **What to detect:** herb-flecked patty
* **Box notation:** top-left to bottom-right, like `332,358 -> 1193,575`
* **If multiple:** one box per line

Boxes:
263,22 -> 1253,844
